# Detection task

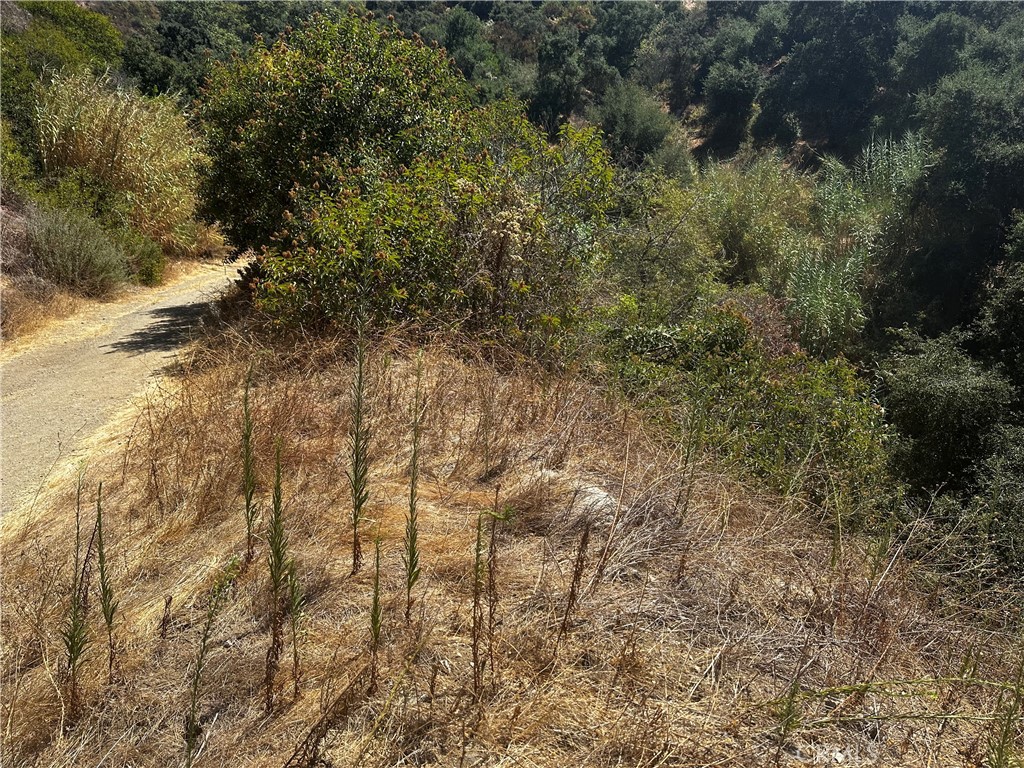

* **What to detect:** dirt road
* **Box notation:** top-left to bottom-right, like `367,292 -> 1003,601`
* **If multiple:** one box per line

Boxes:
1,262 -> 236,515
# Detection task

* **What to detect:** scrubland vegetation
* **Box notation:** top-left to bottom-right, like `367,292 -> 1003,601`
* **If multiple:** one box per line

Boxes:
2,1 -> 1024,765
0,2 -> 223,338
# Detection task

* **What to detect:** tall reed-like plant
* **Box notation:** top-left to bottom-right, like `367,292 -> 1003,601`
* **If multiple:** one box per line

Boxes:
184,558 -> 239,768
347,332 -> 371,575
403,353 -> 424,622
95,482 -> 118,683
62,472 -> 95,723
36,70 -> 205,251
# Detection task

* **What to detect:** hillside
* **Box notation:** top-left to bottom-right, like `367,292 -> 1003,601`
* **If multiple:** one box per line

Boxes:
2,335 -> 1019,767
2,2 -> 1024,766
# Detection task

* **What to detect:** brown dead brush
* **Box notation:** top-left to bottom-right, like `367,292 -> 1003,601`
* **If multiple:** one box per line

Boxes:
1,331 -> 1023,767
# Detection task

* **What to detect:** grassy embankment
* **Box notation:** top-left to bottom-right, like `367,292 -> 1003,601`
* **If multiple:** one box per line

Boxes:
2,326 -> 1021,767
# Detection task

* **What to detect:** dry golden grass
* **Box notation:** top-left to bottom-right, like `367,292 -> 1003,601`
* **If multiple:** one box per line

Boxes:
1,331 -> 1021,767
0,275 -> 81,341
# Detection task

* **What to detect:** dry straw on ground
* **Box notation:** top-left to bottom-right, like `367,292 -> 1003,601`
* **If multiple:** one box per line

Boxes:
1,330 -> 1021,767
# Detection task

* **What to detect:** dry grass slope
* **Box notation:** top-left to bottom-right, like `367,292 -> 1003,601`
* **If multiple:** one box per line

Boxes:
1,333 -> 1021,767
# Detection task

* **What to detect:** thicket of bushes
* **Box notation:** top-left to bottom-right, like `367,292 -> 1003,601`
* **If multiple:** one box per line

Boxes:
196,12 -> 891,526
1,2 -> 218,306
605,298 -> 888,514
202,13 -> 613,351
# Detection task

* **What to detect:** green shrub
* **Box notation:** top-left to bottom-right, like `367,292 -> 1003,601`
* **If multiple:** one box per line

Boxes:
976,257 -> 1024,388
0,120 -> 34,198
703,59 -> 762,147
201,11 -> 469,250
977,426 -> 1024,575
116,227 -> 166,287
17,1 -> 123,65
592,80 -> 674,161
259,103 -> 612,348
609,297 -> 889,512
203,13 -> 612,349
645,126 -> 696,184
36,70 -> 205,253
609,158 -> 811,326
880,332 -> 1017,492
25,205 -> 126,296
613,141 -> 929,357
619,303 -> 751,368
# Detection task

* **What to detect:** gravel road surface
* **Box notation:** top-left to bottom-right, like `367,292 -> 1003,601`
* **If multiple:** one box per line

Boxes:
1,262 -> 235,515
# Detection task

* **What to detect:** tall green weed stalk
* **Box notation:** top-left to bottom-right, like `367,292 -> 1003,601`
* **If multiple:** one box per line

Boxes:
62,472 -> 95,723
403,353 -> 424,622
184,558 -> 239,768
347,332 -> 371,575
95,482 -> 118,683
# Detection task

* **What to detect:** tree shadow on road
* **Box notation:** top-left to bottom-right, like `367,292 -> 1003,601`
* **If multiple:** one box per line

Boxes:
104,301 -> 210,356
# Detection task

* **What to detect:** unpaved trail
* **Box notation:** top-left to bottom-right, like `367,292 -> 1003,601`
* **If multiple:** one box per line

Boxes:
1,262 -> 236,515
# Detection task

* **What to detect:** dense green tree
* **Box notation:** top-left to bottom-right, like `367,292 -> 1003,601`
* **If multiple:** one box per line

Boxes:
119,0 -> 349,99
976,243 -> 1024,390
976,426 -> 1024,574
592,0 -> 661,75
530,23 -> 583,134
758,3 -> 901,155
591,80 -> 672,161
438,7 -> 505,102
201,11 -> 468,249
881,333 -> 1017,493
632,4 -> 706,113
487,1 -> 546,63
890,12 -> 974,100
703,58 -> 760,149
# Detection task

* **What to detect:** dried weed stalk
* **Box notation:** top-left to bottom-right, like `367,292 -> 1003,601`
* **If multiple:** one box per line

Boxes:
403,353 -> 424,623
265,442 -> 290,713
